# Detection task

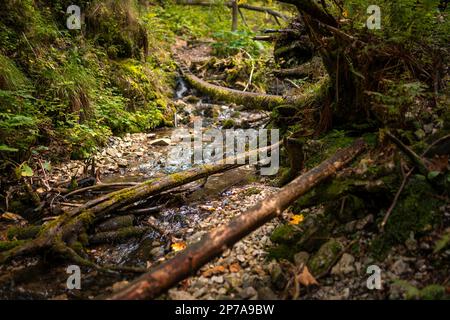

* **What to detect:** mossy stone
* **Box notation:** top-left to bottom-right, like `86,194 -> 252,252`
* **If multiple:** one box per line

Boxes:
308,239 -> 343,276
270,224 -> 301,244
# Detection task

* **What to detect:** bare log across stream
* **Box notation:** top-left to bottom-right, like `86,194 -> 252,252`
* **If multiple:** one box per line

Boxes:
108,139 -> 366,300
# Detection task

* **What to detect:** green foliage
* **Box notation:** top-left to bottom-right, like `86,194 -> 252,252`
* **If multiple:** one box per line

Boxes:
0,0 -> 175,162
212,30 -> 265,57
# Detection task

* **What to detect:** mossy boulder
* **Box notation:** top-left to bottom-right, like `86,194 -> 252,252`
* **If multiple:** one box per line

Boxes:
96,215 -> 134,233
308,238 -> 344,276
270,224 -> 301,244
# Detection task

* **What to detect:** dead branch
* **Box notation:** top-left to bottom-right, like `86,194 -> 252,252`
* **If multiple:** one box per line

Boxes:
108,139 -> 366,299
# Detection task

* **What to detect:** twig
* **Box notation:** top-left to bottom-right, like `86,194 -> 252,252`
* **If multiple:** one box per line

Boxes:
380,133 -> 448,230
380,167 -> 414,231
385,131 -> 429,175
241,50 -> 255,92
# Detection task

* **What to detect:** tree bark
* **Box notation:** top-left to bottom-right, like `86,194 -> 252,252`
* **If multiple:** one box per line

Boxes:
108,139 -> 366,300
231,0 -> 238,31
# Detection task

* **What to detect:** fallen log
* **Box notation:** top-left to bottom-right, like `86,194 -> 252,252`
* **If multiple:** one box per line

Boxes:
108,139 -> 366,300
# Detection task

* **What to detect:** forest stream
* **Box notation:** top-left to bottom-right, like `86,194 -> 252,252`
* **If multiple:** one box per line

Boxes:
0,0 -> 448,302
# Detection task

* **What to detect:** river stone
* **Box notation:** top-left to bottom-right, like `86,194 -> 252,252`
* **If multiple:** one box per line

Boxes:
391,259 -> 410,275
168,289 -> 196,300
149,138 -> 171,146
308,239 -> 344,276
116,158 -> 128,168
330,253 -> 355,275
239,286 -> 258,299
293,251 -> 310,267
96,215 -> 134,232
257,287 -> 278,300
268,261 -> 288,290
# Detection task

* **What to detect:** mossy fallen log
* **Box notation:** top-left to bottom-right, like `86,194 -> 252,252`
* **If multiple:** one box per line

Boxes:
183,71 -> 304,110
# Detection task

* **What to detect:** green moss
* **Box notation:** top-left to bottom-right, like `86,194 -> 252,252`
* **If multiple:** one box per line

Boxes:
7,225 -> 41,240
222,119 -> 235,129
243,187 -> 261,196
308,239 -> 343,275
267,243 -> 296,261
384,178 -> 443,243
420,285 -> 446,300
0,240 -> 26,252
270,224 -> 301,244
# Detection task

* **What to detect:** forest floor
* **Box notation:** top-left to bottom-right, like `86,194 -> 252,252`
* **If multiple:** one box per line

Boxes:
2,39 -> 447,300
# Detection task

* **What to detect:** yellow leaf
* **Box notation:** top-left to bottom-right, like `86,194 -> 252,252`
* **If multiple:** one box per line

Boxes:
343,10 -> 348,18
289,214 -> 304,225
297,266 -> 319,287
171,242 -> 187,252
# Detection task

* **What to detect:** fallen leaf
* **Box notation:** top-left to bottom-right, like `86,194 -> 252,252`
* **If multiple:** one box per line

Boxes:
1,212 -> 25,222
171,242 -> 187,252
297,266 -> 319,287
202,265 -> 226,277
289,214 -> 304,225
229,263 -> 241,273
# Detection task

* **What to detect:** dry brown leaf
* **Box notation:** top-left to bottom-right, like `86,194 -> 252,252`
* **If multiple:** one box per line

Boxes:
297,266 -> 319,287
202,265 -> 226,277
229,263 -> 241,273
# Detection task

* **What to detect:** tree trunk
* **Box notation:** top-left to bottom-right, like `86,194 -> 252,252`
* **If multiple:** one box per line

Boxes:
231,0 -> 238,31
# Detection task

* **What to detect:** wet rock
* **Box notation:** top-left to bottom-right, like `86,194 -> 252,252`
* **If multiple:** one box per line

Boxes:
239,287 -> 258,299
327,287 -> 350,300
116,158 -> 128,168
309,239 -> 344,276
257,287 -> 278,300
331,253 -> 355,275
356,214 -> 374,230
391,259 -> 410,275
149,138 -> 171,146
293,251 -> 310,267
184,95 -> 200,103
193,287 -> 207,298
187,231 -> 206,244
150,246 -> 165,258
211,275 -> 224,284
270,224 -> 300,244
269,261 -> 288,290
96,215 -> 134,232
